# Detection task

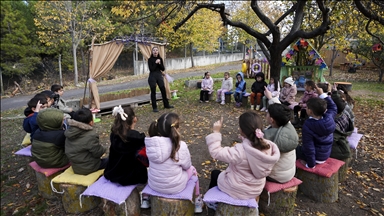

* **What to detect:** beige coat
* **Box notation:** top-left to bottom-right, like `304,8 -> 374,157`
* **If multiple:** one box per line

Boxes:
205,133 -> 280,199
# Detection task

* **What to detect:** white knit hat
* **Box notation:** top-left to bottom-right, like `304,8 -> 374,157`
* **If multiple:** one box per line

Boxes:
284,77 -> 295,86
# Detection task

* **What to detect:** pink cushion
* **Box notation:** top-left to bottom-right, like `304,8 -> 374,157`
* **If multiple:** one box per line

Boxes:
264,177 -> 303,193
29,161 -> 70,177
296,158 -> 345,178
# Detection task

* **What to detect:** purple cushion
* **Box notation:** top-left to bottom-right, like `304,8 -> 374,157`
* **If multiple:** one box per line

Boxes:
81,176 -> 137,204
347,131 -> 363,149
15,145 -> 32,157
142,176 -> 197,201
203,186 -> 258,208
29,161 -> 70,177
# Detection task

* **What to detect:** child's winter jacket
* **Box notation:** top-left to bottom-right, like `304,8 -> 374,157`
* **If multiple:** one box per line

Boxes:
299,90 -> 318,108
235,72 -> 246,93
201,77 -> 214,94
220,77 -> 233,91
251,72 -> 268,94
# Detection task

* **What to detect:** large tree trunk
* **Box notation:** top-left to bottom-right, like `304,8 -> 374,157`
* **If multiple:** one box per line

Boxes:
268,48 -> 283,79
329,49 -> 339,77
71,31 -> 79,86
189,42 -> 194,68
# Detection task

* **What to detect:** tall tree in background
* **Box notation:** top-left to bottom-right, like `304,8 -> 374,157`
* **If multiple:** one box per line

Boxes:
174,0 -> 331,79
1,1 -> 40,77
34,1 -> 114,86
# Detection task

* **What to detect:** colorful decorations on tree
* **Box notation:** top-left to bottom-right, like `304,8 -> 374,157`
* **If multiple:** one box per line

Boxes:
282,38 -> 327,69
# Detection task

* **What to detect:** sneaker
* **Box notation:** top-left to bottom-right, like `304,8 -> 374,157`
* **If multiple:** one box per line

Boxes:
250,105 -> 254,110
205,101 -> 209,103
206,202 -> 218,211
256,105 -> 260,111
141,199 -> 151,209
260,107 -> 266,112
165,105 -> 174,109
90,108 -> 100,113
220,101 -> 225,105
153,108 -> 159,112
200,100 -> 203,103
194,195 -> 203,213
216,99 -> 221,103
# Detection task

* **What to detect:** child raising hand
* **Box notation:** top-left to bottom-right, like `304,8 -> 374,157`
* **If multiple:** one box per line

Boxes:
205,111 -> 280,203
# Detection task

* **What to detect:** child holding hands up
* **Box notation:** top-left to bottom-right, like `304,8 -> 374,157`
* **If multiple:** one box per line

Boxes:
205,112 -> 280,203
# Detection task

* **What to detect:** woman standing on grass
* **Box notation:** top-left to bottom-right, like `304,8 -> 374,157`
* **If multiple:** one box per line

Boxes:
148,47 -> 174,112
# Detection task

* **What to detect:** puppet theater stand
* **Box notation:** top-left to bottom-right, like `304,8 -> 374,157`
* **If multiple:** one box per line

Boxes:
280,38 -> 328,91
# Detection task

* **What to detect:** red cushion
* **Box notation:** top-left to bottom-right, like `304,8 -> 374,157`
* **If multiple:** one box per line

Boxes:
29,161 -> 70,177
264,177 -> 302,193
296,158 -> 345,178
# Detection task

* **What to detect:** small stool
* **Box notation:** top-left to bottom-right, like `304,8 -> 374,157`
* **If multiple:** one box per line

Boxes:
208,93 -> 214,101
295,158 -> 345,203
91,109 -> 101,123
51,167 -> 104,213
80,176 -> 141,216
259,177 -> 302,216
142,176 -> 198,216
225,92 -> 233,104
29,161 -> 70,199
242,93 -> 251,107
338,157 -> 352,182
203,186 -> 259,216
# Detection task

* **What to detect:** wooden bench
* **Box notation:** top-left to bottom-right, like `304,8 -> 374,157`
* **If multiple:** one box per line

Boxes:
242,92 -> 251,107
295,158 -> 345,203
259,177 -> 302,216
224,91 -> 233,104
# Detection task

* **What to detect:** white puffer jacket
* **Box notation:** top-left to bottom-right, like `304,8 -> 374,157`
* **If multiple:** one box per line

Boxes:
145,136 -> 191,194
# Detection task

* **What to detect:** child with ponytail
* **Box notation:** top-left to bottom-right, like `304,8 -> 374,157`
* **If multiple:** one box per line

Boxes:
145,112 -> 203,213
205,111 -> 280,209
104,105 -> 148,186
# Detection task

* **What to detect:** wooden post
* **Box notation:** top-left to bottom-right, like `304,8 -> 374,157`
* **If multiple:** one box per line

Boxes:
338,157 -> 352,182
296,169 -> 339,203
103,187 -> 141,216
60,183 -> 101,213
35,171 -> 62,199
259,186 -> 298,216
150,196 -> 195,216
215,203 -> 259,216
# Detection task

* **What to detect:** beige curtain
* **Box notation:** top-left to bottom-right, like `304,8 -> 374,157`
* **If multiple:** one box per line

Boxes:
89,41 -> 124,109
138,43 -> 171,99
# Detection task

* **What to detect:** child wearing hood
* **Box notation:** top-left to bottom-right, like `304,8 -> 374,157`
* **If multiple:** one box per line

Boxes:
279,77 -> 298,109
205,111 -> 280,210
216,72 -> 233,105
144,112 -> 203,213
250,72 -> 267,110
234,72 -> 247,107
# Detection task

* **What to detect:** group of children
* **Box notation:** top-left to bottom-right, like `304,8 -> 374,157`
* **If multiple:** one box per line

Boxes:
23,73 -> 356,212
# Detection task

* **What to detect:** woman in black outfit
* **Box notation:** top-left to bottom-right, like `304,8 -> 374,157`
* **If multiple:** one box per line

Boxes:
148,47 -> 173,112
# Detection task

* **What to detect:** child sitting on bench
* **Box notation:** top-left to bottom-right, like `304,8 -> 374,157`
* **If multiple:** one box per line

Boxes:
145,112 -> 203,213
104,106 -> 148,186
296,85 -> 337,168
199,71 -> 214,103
264,104 -> 299,183
216,72 -> 233,105
31,108 -> 69,168
205,111 -> 280,209
234,72 -> 247,107
65,108 -> 108,175
250,72 -> 267,110
23,94 -> 49,141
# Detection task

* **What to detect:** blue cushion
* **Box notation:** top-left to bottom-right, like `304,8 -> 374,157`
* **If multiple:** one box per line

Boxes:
225,92 -> 233,95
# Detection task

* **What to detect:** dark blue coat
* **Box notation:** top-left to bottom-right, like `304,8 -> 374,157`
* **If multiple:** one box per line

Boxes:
23,112 -> 39,139
301,96 -> 337,168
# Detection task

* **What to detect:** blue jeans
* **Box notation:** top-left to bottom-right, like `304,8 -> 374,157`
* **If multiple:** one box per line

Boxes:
234,92 -> 243,103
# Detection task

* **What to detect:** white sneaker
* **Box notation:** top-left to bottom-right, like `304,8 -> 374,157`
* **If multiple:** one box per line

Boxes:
194,195 -> 203,213
256,105 -> 260,111
250,105 -> 254,110
260,107 -> 266,112
220,101 -> 225,105
216,99 -> 221,103
206,202 -> 218,211
141,199 -> 150,209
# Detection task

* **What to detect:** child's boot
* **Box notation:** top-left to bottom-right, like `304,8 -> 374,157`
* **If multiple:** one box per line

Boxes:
256,105 -> 260,111
250,105 -> 254,110
194,194 -> 203,213
291,113 -> 300,126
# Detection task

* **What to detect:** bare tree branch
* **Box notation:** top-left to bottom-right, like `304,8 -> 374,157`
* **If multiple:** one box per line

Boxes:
354,0 -> 384,25
263,3 -> 299,36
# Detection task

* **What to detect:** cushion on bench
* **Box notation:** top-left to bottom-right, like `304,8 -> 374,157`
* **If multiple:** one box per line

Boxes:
15,145 -> 32,157
264,177 -> 302,194
21,133 -> 31,146
29,161 -> 70,177
142,175 -> 197,202
203,186 -> 258,208
243,93 -> 251,97
51,166 -> 104,193
296,158 -> 345,178
225,91 -> 233,95
347,127 -> 363,149
81,176 -> 137,205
